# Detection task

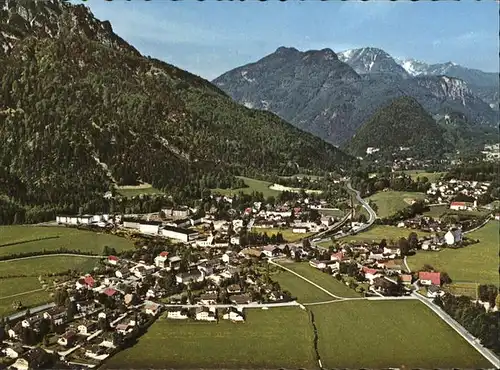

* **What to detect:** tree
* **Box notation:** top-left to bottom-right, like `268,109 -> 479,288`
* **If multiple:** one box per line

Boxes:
408,232 -> 419,250
398,237 -> 410,256
379,239 -> 387,249
440,272 -> 452,285
302,238 -> 311,249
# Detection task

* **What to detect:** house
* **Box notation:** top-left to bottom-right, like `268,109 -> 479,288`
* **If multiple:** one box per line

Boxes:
262,245 -> 280,258
76,300 -> 96,314
330,251 -> 345,262
43,307 -> 67,325
222,307 -> 245,322
309,259 -> 329,269
230,236 -> 241,245
103,287 -> 119,298
221,251 -> 234,263
449,201 -> 473,211
78,320 -> 97,335
444,229 -> 462,246
176,270 -> 204,284
227,284 -> 242,294
199,293 -> 218,305
383,246 -> 401,256
116,323 -> 132,335
8,322 -> 23,339
160,225 -> 199,242
195,306 -> 217,321
418,271 -> 441,286
361,267 -> 380,283
372,277 -> 396,295
57,331 -> 77,347
144,301 -> 161,316
115,268 -> 131,279
229,293 -> 252,305
3,344 -> 26,359
167,308 -> 190,320
168,255 -> 182,270
320,216 -> 334,226
12,348 -> 50,370
292,227 -> 308,234
380,260 -> 403,274
154,251 -> 170,268
427,285 -> 445,298
84,274 -> 96,288
107,255 -> 119,265
400,274 -> 412,285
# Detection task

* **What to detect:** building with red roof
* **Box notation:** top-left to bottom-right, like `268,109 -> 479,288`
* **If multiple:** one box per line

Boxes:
107,255 -> 119,265
84,274 -> 95,288
418,271 -> 441,286
330,251 -> 345,262
103,288 -> 118,297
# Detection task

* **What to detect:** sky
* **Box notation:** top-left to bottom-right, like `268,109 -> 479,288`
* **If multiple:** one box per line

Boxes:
73,0 -> 499,80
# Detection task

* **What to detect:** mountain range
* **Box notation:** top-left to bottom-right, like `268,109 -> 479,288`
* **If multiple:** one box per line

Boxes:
0,0 -> 354,217
213,46 -> 498,146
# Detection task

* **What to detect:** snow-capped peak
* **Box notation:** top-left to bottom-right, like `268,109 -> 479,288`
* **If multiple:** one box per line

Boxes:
338,47 -> 408,76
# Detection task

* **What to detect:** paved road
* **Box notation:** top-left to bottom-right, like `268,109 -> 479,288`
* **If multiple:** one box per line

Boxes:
346,181 -> 377,227
412,291 -> 500,368
2,288 -> 44,300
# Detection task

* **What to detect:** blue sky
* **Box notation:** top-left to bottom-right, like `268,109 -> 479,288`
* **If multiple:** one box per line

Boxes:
75,0 -> 499,80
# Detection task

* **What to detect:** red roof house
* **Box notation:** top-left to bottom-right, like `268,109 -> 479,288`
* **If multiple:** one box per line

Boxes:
362,266 -> 378,276
107,255 -> 119,265
400,274 -> 412,284
84,275 -> 95,287
159,251 -> 169,258
103,288 -> 118,297
418,271 -> 441,286
330,252 -> 345,261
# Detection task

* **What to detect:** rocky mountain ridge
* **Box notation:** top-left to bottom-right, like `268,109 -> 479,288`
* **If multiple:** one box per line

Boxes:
214,46 -> 496,145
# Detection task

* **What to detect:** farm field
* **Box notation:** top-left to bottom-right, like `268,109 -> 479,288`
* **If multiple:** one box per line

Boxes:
311,300 -> 490,369
0,226 -> 135,256
365,190 -> 427,218
105,307 -> 316,369
211,176 -> 280,198
339,225 -> 431,244
397,170 -> 447,183
444,282 -> 479,298
116,183 -> 164,197
424,205 -> 491,219
0,276 -> 41,297
0,290 -> 51,317
407,221 -> 499,284
271,268 -> 333,303
251,227 -> 314,242
0,255 -> 100,277
280,262 -> 361,298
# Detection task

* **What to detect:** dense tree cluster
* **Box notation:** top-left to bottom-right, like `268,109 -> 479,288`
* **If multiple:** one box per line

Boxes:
434,293 -> 500,355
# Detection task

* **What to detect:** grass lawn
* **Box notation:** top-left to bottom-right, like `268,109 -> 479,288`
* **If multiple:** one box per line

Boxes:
251,227 -> 314,242
424,205 -> 491,220
271,269 -> 333,303
407,221 -> 499,285
366,191 -> 427,218
444,282 -> 479,299
280,262 -> 361,298
0,226 -> 134,256
116,184 -> 164,197
0,290 -> 51,317
0,256 -> 100,277
312,300 -> 490,369
319,208 -> 344,217
399,170 -> 447,183
423,205 -> 448,218
339,225 -> 431,244
105,307 -> 316,369
211,176 -> 280,198
0,277 -> 41,297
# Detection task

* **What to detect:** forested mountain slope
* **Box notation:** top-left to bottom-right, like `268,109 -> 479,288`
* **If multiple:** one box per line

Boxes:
0,0 -> 355,223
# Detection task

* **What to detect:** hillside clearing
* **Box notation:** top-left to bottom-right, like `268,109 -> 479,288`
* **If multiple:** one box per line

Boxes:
251,227 -> 314,242
211,176 -> 280,198
366,191 -> 427,218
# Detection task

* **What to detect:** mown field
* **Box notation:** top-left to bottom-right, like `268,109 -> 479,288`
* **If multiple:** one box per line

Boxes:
271,268 -> 333,303
116,183 -> 164,197
337,225 -> 431,244
279,262 -> 361,299
0,255 -> 100,277
211,176 -> 280,198
408,220 -> 499,285
311,300 -> 490,369
424,205 -> 491,219
366,190 -> 427,218
0,226 -> 135,256
396,170 -> 447,183
105,307 -> 316,369
251,227 -> 314,242
0,290 -> 51,317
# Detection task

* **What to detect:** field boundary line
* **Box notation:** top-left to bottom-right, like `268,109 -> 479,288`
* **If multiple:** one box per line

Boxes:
0,288 -> 44,300
0,253 -> 104,263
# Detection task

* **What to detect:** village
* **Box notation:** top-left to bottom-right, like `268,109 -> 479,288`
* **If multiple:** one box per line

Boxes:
0,174 -> 498,370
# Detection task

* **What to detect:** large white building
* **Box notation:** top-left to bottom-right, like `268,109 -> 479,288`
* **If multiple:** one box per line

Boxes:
138,221 -> 162,235
160,225 -> 199,242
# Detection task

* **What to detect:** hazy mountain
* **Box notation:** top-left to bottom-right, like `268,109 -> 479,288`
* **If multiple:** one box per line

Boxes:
214,47 -> 496,145
0,0 -> 354,218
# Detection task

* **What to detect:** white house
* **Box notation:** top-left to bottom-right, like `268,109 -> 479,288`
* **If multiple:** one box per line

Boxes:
195,306 -> 217,322
292,227 -> 308,234
222,307 -> 245,322
427,285 -> 445,298
78,321 -> 97,336
199,293 -> 218,305
154,251 -> 170,268
221,251 -> 234,263
444,229 -> 462,246
230,236 -> 240,245
167,309 -> 189,320
176,270 -> 204,284
144,301 -> 161,316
